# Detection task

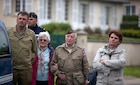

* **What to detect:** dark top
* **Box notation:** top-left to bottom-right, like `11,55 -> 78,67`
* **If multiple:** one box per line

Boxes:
28,24 -> 45,34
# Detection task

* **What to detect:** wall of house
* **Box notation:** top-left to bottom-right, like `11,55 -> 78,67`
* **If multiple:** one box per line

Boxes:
130,0 -> 140,15
0,0 -> 126,30
0,0 -> 16,29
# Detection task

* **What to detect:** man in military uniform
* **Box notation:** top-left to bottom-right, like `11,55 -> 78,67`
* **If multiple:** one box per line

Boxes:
7,11 -> 37,85
50,29 -> 89,85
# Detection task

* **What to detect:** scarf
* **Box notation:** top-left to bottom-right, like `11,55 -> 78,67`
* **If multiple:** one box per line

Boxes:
39,48 -> 46,76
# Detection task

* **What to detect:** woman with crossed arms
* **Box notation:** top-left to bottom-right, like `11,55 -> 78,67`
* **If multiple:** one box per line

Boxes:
93,30 -> 126,85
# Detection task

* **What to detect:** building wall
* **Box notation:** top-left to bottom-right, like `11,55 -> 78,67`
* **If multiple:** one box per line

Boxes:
0,0 -> 126,30
123,0 -> 140,15
0,0 -> 15,28
129,0 -> 140,15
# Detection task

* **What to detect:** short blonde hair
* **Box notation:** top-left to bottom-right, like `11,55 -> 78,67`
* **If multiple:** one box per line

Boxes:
38,31 -> 51,42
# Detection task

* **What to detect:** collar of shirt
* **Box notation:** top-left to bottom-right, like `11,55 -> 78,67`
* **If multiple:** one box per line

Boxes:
65,44 -> 75,53
14,26 -> 29,35
39,46 -> 48,52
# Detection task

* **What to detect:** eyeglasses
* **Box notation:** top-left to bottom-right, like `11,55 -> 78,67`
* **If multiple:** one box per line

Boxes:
39,39 -> 47,42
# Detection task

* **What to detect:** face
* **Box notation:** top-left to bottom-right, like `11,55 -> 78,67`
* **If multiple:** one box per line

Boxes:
38,36 -> 49,48
17,14 -> 28,28
28,17 -> 37,27
109,33 -> 121,48
65,33 -> 77,47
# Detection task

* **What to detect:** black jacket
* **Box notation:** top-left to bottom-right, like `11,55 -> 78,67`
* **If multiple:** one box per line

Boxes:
28,24 -> 45,34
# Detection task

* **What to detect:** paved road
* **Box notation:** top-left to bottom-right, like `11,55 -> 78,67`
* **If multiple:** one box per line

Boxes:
124,76 -> 140,85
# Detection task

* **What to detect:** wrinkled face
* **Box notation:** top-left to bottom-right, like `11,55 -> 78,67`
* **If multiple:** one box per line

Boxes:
28,17 -> 37,27
17,14 -> 28,28
109,33 -> 120,48
38,36 -> 49,48
65,33 -> 77,47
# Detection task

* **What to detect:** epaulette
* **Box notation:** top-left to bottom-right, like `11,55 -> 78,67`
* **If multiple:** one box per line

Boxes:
55,44 -> 64,50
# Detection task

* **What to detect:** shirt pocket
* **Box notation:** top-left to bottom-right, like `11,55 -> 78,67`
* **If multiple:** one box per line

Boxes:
72,58 -> 82,70
57,57 -> 65,68
21,37 -> 32,49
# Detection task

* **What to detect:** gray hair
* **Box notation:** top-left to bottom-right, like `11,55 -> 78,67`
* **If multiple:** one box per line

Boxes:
38,31 -> 51,42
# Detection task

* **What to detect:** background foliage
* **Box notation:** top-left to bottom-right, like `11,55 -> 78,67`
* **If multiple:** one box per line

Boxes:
41,22 -> 71,34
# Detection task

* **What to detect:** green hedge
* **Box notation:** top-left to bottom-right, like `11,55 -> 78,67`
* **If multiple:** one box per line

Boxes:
121,15 -> 139,29
121,29 -> 140,38
41,22 -> 71,34
122,15 -> 138,22
120,22 -> 139,29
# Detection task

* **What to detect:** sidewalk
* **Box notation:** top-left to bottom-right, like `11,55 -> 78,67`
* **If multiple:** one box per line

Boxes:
124,76 -> 140,85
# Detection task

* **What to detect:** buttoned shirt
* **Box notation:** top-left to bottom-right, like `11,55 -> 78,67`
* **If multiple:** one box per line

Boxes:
8,27 -> 37,69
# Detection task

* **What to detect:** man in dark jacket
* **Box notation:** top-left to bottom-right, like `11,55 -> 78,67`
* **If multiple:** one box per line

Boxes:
28,12 -> 45,34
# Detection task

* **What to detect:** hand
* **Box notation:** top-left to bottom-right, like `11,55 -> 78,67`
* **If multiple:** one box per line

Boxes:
85,80 -> 90,85
100,60 -> 105,65
58,73 -> 66,80
54,63 -> 58,69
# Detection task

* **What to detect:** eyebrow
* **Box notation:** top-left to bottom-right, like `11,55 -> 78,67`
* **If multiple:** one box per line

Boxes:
29,18 -> 34,20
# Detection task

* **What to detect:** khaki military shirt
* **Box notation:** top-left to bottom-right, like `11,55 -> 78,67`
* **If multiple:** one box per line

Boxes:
50,43 -> 89,84
8,27 -> 37,69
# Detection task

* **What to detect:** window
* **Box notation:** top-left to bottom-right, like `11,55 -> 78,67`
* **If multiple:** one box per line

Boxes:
47,0 -> 52,19
64,0 -> 69,20
39,0 -> 51,19
125,5 -> 135,15
15,0 -> 32,13
0,28 -> 9,56
81,4 -> 87,23
15,0 -> 25,12
106,6 -> 110,25
3,0 -> 11,15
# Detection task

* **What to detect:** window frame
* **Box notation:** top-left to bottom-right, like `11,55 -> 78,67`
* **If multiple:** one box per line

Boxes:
14,0 -> 33,14
125,5 -> 136,15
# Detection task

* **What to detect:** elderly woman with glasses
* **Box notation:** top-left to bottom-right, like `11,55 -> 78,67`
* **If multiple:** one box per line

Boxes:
32,31 -> 56,85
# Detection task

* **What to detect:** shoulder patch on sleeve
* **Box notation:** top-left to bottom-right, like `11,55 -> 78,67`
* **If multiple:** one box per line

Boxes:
82,50 -> 86,56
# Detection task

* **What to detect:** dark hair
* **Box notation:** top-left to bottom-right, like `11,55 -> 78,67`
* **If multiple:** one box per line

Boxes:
108,30 -> 123,43
17,11 -> 29,18
29,12 -> 37,19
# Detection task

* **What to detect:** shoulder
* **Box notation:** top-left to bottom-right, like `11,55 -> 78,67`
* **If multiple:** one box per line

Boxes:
55,44 -> 65,50
75,46 -> 87,56
38,26 -> 45,31
48,45 -> 54,51
74,45 -> 85,53
116,48 -> 126,53
7,27 -> 14,33
28,28 -> 35,35
7,27 -> 16,36
76,45 -> 84,51
27,28 -> 36,39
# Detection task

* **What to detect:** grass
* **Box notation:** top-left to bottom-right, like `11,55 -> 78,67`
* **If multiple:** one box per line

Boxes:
90,66 -> 140,78
123,66 -> 140,78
